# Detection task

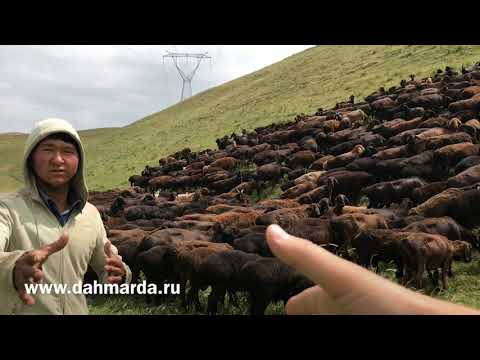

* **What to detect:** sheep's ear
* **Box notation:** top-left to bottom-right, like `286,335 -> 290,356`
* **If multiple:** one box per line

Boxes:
314,204 -> 321,217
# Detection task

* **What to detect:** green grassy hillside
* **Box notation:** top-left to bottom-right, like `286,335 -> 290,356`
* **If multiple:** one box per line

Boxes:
2,45 -> 480,192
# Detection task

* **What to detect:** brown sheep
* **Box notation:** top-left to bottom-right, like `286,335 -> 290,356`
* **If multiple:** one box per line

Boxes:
287,150 -> 317,169
454,155 -> 480,174
447,164 -> 480,188
387,128 -> 430,146
256,163 -> 291,183
402,217 -> 479,249
147,176 -> 175,193
411,181 -> 449,205
206,204 -> 245,214
107,228 -> 147,247
252,149 -> 283,165
448,93 -> 480,112
208,157 -> 239,171
280,181 -> 317,199
415,127 -> 455,141
352,229 -> 408,278
461,85 -> 480,99
330,212 -> 391,253
296,185 -> 329,204
255,205 -> 320,227
373,117 -> 424,138
423,132 -> 473,151
400,232 -> 454,289
433,143 -> 480,171
174,241 -> 234,310
459,119 -> 480,138
311,155 -> 335,170
203,170 -> 232,183
322,119 -> 341,133
419,116 -> 455,129
212,209 -> 263,229
210,175 -> 242,194
202,165 -> 226,175
254,199 -> 301,211
360,177 -> 427,208
408,188 -> 463,218
168,220 -> 215,232
323,145 -> 366,170
371,96 -> 398,111
341,109 -> 368,126
372,142 -> 420,160
317,170 -> 376,204
294,170 -> 326,185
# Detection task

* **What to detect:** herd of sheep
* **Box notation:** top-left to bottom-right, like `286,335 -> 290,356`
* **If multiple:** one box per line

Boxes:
87,62 -> 480,314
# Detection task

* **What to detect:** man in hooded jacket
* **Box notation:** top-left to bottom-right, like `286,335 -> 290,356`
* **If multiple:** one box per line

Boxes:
0,118 -> 132,315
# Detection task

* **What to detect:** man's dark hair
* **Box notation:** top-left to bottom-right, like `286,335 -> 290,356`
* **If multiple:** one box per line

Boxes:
43,133 -> 79,152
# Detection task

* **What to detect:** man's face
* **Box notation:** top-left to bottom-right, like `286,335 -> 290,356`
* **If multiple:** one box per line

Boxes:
31,137 -> 79,189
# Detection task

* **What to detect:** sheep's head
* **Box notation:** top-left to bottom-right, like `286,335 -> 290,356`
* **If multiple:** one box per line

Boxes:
317,197 -> 330,216
448,117 -> 462,130
335,194 -> 349,207
352,144 -> 366,155
339,117 -> 351,130
110,197 -> 126,215
452,240 -> 472,263
306,204 -> 321,218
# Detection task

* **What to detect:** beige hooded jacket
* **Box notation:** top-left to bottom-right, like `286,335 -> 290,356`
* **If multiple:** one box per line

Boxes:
0,118 -> 132,315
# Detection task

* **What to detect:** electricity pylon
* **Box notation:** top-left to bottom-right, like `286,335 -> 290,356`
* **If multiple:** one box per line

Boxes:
163,51 -> 212,102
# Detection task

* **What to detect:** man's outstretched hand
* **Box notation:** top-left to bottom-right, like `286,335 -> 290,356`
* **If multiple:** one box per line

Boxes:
13,233 -> 69,305
104,240 -> 125,284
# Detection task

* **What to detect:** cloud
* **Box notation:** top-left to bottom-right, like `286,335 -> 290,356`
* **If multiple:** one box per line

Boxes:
0,45 -> 314,133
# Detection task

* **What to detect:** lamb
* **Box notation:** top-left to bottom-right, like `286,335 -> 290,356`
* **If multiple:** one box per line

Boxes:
173,241 -> 234,310
197,250 -> 261,314
239,258 -> 314,315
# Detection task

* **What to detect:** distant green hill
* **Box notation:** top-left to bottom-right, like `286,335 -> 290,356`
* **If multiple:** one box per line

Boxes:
2,45 -> 480,192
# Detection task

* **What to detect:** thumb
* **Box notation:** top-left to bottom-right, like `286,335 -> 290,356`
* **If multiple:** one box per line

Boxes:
265,224 -> 376,301
104,240 -> 113,258
38,232 -> 69,262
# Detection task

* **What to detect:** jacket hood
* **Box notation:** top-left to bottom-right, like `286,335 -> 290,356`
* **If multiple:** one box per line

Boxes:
23,118 -> 88,209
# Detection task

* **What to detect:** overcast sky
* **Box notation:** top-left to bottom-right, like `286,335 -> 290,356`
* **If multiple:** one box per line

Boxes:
0,45 -> 314,134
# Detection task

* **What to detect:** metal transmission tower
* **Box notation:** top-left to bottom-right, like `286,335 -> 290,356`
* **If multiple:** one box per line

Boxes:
163,51 -> 212,102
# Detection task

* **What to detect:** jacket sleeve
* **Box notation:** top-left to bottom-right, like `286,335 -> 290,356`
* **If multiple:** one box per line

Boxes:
88,210 -> 132,285
0,201 -> 27,314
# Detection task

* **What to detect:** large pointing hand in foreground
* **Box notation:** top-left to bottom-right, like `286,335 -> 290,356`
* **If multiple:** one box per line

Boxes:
13,233 -> 69,305
265,224 -> 479,315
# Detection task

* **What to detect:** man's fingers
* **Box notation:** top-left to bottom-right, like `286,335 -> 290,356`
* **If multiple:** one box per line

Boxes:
265,224 -> 383,301
104,265 -> 124,276
32,269 -> 44,283
37,233 -> 69,263
106,256 -> 123,267
104,240 -> 113,258
18,289 -> 36,305
286,285 -> 344,315
107,276 -> 123,284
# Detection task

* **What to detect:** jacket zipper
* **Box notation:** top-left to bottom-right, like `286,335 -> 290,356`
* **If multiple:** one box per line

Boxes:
60,211 -> 77,315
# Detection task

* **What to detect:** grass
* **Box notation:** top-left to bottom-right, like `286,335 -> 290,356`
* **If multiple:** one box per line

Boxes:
87,288 -> 286,315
